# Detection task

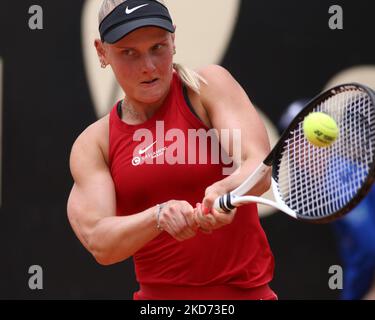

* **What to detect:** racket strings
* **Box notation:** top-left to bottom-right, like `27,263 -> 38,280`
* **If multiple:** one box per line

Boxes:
277,88 -> 375,219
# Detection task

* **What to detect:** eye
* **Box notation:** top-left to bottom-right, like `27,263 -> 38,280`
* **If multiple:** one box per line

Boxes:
123,49 -> 135,56
153,44 -> 164,51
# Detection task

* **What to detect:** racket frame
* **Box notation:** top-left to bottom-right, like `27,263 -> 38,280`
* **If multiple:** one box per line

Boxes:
214,83 -> 375,223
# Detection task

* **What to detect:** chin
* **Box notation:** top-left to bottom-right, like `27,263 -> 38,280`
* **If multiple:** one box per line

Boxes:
137,85 -> 169,104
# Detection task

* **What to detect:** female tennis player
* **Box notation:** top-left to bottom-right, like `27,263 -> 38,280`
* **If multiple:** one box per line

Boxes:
67,0 -> 277,300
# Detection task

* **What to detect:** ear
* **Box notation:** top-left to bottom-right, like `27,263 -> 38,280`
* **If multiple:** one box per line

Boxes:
94,39 -> 108,66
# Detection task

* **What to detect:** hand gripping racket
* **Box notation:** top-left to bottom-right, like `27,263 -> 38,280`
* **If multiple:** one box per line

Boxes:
214,83 -> 375,223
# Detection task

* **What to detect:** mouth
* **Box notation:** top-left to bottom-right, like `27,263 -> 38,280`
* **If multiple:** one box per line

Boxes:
141,78 -> 159,85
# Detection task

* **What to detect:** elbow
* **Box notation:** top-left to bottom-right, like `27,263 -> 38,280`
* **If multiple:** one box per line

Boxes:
93,252 -> 131,266
91,247 -> 111,266
89,238 -> 131,266
91,247 -> 123,266
92,252 -> 116,266
89,240 -> 117,266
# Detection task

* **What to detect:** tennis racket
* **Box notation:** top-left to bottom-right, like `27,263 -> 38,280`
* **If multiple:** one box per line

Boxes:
214,83 -> 375,223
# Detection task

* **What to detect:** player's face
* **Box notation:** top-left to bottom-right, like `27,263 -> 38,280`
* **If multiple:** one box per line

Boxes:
105,27 -> 175,105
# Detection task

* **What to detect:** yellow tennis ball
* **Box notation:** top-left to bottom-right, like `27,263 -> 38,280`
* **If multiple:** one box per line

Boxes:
303,112 -> 338,147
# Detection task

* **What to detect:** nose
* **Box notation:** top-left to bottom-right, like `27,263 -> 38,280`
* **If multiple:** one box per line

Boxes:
140,53 -> 156,74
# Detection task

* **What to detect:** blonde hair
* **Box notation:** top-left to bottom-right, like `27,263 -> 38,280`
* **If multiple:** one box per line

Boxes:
98,0 -> 207,94
173,63 -> 207,94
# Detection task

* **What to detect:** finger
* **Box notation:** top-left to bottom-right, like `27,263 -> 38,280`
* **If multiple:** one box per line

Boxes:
162,209 -> 184,237
171,209 -> 197,239
195,204 -> 209,228
196,214 -> 214,233
171,208 -> 189,230
203,186 -> 221,211
182,204 -> 199,230
193,206 -> 201,225
204,213 -> 217,225
175,227 -> 196,241
171,218 -> 194,240
163,219 -> 180,238
161,203 -> 196,240
174,216 -> 197,237
196,214 -> 214,234
212,206 -> 237,216
198,204 -> 217,224
174,234 -> 188,242
196,204 -> 216,230
201,203 -> 211,215
199,228 -> 213,234
194,206 -> 213,234
182,228 -> 197,239
211,207 -> 236,224
202,197 -> 214,213
167,222 -> 194,241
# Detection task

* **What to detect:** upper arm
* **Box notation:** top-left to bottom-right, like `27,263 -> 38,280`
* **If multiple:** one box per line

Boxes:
198,65 -> 271,162
67,122 -> 116,250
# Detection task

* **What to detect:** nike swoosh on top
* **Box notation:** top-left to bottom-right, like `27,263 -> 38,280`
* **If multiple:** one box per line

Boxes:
125,4 -> 149,15
138,141 -> 158,155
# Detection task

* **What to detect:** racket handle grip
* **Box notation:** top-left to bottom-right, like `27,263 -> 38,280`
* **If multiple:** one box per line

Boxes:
214,193 -> 236,214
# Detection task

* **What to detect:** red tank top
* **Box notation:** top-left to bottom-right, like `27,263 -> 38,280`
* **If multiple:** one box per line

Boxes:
109,72 -> 274,297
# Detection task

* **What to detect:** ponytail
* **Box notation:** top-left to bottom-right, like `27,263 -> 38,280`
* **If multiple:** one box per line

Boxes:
173,63 -> 207,94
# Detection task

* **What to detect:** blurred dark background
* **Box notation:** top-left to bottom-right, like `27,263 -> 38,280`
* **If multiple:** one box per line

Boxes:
0,0 -> 374,299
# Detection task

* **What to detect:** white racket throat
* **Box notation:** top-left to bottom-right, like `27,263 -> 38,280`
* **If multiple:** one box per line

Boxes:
214,166 -> 297,219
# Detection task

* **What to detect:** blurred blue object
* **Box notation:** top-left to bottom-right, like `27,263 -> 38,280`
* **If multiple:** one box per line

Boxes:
332,185 -> 375,300
278,99 -> 309,133
279,99 -> 375,300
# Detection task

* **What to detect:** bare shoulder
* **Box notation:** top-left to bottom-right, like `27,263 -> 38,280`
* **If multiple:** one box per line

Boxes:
71,115 -> 109,159
196,65 -> 246,113
70,115 -> 110,181
198,64 -> 237,91
197,64 -> 232,78
180,65 -> 238,128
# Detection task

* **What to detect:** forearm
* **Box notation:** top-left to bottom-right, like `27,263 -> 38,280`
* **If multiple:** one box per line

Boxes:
216,158 -> 271,197
88,205 -> 161,265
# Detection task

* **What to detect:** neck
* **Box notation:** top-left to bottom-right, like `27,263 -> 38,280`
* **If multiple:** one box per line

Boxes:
121,94 -> 167,124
